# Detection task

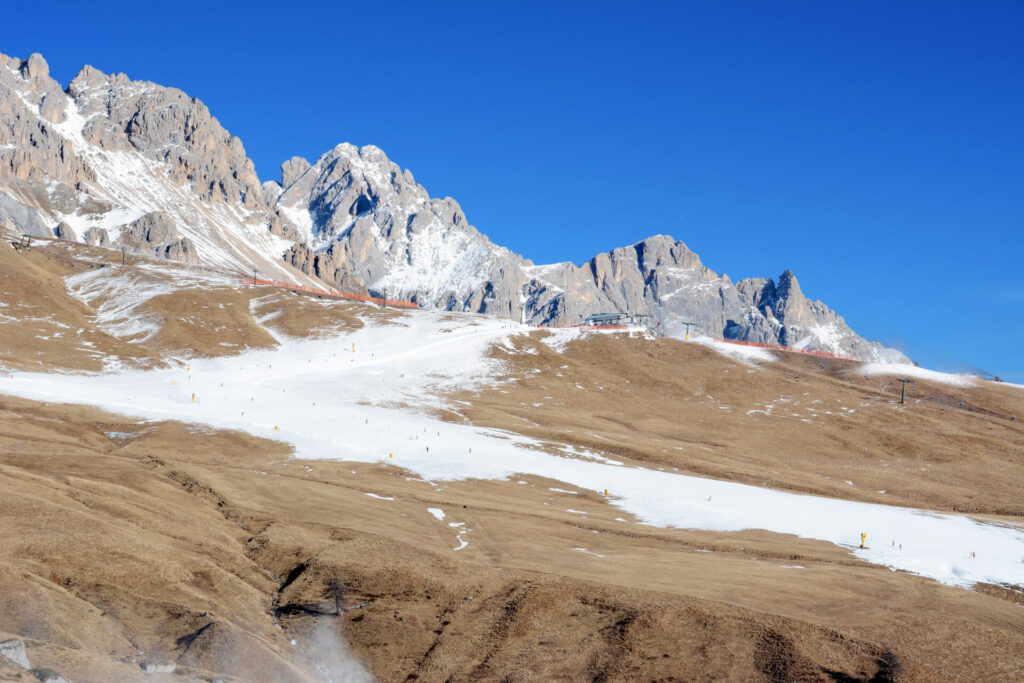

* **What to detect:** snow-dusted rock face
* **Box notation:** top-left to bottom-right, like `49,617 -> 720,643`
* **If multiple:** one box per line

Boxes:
0,52 -> 314,284
273,145 -> 899,359
276,143 -> 530,314
0,51 -> 903,361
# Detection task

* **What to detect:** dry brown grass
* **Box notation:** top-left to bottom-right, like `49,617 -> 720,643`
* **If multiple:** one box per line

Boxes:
0,239 -> 1022,681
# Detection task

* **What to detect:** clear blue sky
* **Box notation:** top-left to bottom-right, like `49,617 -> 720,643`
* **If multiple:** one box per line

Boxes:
4,2 -> 1022,380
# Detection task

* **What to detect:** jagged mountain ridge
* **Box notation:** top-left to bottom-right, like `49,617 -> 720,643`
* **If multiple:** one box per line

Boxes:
0,51 -> 317,285
0,52 -> 903,361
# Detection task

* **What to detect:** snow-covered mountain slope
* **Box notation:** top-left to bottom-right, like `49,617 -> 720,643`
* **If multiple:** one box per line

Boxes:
0,51 -> 904,361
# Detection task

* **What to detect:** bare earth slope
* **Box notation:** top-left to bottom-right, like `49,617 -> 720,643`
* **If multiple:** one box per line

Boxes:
0,237 -> 1022,682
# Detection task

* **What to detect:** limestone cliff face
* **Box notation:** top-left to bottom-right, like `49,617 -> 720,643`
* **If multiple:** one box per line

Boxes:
0,52 -> 310,284
0,51 -> 903,361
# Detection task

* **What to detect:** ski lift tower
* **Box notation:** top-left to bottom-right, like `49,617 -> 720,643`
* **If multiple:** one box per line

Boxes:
897,378 -> 912,404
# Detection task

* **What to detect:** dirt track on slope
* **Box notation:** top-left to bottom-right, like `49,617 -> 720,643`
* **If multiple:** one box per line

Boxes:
1,239 -> 1023,681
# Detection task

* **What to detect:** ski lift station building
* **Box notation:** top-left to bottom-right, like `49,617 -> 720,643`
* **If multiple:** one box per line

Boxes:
583,312 -> 652,328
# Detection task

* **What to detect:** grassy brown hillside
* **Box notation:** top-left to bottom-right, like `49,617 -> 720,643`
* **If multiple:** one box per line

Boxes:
0,236 -> 1022,682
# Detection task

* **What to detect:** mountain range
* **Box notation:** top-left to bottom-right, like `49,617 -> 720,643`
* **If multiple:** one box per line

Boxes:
0,51 -> 904,361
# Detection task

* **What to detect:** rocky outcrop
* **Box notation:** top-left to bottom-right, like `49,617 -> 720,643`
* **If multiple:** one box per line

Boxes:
53,220 -> 78,241
118,211 -> 198,264
65,65 -> 263,209
0,192 -> 52,237
82,227 -> 110,246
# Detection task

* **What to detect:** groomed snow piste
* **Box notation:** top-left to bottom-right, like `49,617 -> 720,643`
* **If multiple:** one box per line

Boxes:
2,307 -> 1023,590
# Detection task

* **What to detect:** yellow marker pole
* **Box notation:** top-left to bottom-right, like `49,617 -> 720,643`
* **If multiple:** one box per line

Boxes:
274,425 -> 279,431
191,393 -> 195,403
860,532 -> 867,549
352,343 -> 355,352
604,489 -> 608,496
389,453 -> 393,459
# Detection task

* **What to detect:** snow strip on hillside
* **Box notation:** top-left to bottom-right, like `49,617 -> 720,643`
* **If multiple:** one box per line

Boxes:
1,310 -> 1022,590
857,362 -> 974,388
692,336 -> 777,364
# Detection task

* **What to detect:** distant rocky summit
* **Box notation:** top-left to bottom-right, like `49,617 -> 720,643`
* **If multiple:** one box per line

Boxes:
0,51 -> 904,361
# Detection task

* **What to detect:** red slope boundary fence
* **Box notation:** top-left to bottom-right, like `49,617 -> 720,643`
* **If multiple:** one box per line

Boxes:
712,337 -> 855,361
241,278 -> 420,310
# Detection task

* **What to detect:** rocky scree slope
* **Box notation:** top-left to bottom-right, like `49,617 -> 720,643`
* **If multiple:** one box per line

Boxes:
0,52 -> 901,361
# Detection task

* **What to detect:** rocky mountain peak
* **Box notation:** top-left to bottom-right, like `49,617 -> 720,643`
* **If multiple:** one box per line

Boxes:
281,156 -> 311,188
19,53 -> 49,80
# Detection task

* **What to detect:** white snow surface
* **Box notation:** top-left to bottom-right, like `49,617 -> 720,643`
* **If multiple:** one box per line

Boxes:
691,336 -> 777,364
857,362 -> 975,388
1,308 -> 1022,590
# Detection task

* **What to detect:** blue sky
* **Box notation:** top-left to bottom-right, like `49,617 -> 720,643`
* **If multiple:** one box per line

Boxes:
4,2 -> 1022,380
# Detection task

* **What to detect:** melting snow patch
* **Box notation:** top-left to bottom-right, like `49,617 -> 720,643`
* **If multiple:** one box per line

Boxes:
540,328 -> 581,353
365,493 -> 394,501
857,362 -> 975,388
571,547 -> 605,558
693,336 -> 776,364
427,507 -> 446,521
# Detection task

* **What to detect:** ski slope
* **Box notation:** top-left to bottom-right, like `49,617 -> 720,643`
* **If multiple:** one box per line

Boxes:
2,309 -> 1023,590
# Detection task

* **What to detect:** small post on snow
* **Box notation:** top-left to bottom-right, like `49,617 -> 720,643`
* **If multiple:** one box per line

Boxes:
681,321 -> 695,341
252,268 -> 257,285
121,247 -> 126,266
